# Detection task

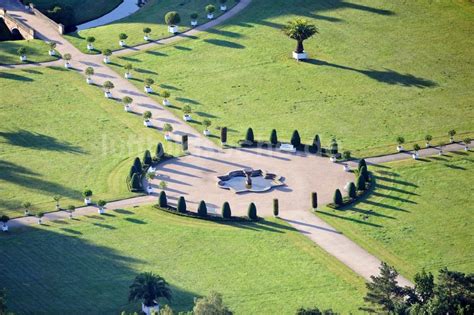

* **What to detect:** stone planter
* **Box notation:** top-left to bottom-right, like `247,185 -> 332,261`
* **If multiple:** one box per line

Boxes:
343,164 -> 350,172
103,56 -> 110,64
98,207 -> 105,215
37,218 -> 42,225
412,152 -> 419,160
2,225 -> 8,232
397,145 -> 403,152
425,142 -> 430,148
144,86 -> 153,93
203,129 -> 211,136
164,134 -> 172,141
191,20 -> 198,27
142,303 -> 159,315
450,137 -> 454,143
65,62 -> 71,69
183,114 -> 192,121
144,120 -> 152,127
105,91 -> 112,98
330,156 -> 337,163
465,146 -> 469,151
144,35 -> 150,41
87,43 -> 94,50
220,5 -> 227,11
119,40 -> 126,47
147,186 -> 153,194
49,50 -> 56,56
86,78 -> 93,84
438,149 -> 443,156
20,55 -> 27,62
68,213 -> 73,219
163,99 -> 171,106
124,105 -> 131,112
124,72 -> 132,79
207,13 -> 214,19
292,51 -> 308,60
168,25 -> 179,34
84,197 -> 92,205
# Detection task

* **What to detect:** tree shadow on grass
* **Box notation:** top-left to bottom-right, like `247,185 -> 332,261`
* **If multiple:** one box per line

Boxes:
0,130 -> 85,153
0,71 -> 34,81
317,210 -> 383,228
203,39 -> 245,49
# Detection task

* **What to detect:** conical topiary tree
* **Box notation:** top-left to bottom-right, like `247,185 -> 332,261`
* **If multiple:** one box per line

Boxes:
356,175 -> 366,191
130,173 -> 142,191
247,202 -> 257,220
273,198 -> 279,217
197,200 -> 207,217
333,189 -> 343,207
221,202 -> 231,219
291,130 -> 301,147
359,165 -> 369,182
177,196 -> 186,213
221,127 -> 228,144
143,150 -> 152,167
311,192 -> 318,209
348,182 -> 357,199
133,157 -> 143,172
158,191 -> 167,208
312,134 -> 321,154
270,129 -> 278,145
245,128 -> 254,143
155,142 -> 164,160
358,159 -> 367,171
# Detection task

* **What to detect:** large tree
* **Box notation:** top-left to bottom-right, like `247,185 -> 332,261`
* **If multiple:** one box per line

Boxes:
193,292 -> 232,315
128,272 -> 172,307
282,19 -> 318,54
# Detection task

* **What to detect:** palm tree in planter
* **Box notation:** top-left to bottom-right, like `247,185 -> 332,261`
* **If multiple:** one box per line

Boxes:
18,47 -> 27,62
448,129 -> 456,143
123,96 -> 133,112
143,111 -> 153,127
163,123 -> 173,141
190,12 -> 198,26
203,119 -> 212,136
219,0 -> 227,11
161,90 -> 171,106
86,36 -> 95,51
425,134 -> 432,148
124,63 -> 133,79
165,11 -> 181,34
103,81 -> 114,98
182,105 -> 192,121
103,49 -> 112,64
129,272 -> 172,315
63,53 -> 72,69
22,201 -> 32,216
85,67 -> 94,84
396,136 -> 405,152
82,189 -> 93,205
66,205 -> 75,219
1,215 -> 10,232
412,144 -> 421,159
144,78 -> 154,93
282,19 -> 318,61
206,4 -> 216,19
146,172 -> 155,194
97,200 -> 107,214
36,212 -> 44,225
53,195 -> 61,210
463,138 -> 471,151
48,42 -> 57,56
143,27 -> 152,41
119,33 -> 128,47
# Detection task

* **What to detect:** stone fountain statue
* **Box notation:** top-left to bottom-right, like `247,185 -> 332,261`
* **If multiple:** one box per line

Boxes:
244,168 -> 253,189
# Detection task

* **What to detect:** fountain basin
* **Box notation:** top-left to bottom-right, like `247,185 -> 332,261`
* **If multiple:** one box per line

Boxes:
217,169 -> 284,193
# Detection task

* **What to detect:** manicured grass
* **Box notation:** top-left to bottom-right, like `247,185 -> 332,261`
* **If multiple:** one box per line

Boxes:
66,0 -> 237,54
30,0 -> 123,25
110,0 -> 474,156
0,39 -> 58,65
0,207 -> 367,313
316,152 -> 474,279
0,67 -> 179,218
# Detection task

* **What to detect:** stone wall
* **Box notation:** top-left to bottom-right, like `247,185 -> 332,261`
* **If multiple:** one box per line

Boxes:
0,8 -> 35,39
29,3 -> 64,35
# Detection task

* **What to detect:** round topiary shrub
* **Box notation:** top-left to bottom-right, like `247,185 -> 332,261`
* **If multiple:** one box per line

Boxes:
165,11 -> 181,26
197,200 -> 207,217
348,182 -> 357,199
177,196 -> 187,213
158,191 -> 167,208
333,189 -> 343,207
221,202 -> 231,218
247,202 -> 257,220
291,130 -> 301,147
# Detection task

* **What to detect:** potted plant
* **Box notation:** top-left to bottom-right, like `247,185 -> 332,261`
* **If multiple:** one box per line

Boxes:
161,90 -> 171,106
412,144 -> 420,159
203,119 -> 212,136
143,111 -> 152,127
329,155 -> 337,162
48,42 -> 56,56
119,33 -> 128,47
282,19 -> 318,61
85,67 -> 94,84
190,12 -> 198,26
86,36 -> 95,51
124,63 -> 133,79
1,215 -> 9,232
97,200 -> 106,214
82,189 -> 93,205
163,123 -> 173,141
159,180 -> 167,190
463,138 -> 471,151
448,129 -> 456,143
206,4 -> 216,19
438,142 -> 444,156
63,53 -> 72,69
66,205 -> 75,219
103,81 -> 114,98
425,135 -> 432,148
146,173 -> 155,194
144,78 -> 154,93
18,47 -> 27,62
396,136 -> 405,152
165,11 -> 181,34
103,49 -> 112,63
182,105 -> 192,121
219,0 -> 227,11
53,195 -> 61,210
123,96 -> 133,112
22,201 -> 31,216
129,272 -> 172,315
143,27 -> 152,41
36,212 -> 44,225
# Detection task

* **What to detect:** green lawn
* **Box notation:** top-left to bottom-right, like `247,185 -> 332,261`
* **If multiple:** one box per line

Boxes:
110,0 -> 474,157
0,67 -> 179,218
0,207 -> 367,314
0,39 -> 58,65
30,0 -> 123,25
66,0 -> 238,54
316,152 -> 474,279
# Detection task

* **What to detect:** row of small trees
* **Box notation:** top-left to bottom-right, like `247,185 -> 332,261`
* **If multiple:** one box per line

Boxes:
396,130 -> 471,152
332,159 -> 369,208
128,142 -> 166,192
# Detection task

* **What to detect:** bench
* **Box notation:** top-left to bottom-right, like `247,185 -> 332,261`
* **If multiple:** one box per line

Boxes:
279,143 -> 296,153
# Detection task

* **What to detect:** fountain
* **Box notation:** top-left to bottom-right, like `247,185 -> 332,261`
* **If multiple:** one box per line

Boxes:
217,169 -> 284,193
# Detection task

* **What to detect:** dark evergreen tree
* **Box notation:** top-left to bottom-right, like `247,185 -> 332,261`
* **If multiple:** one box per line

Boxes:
155,142 -> 164,160
221,127 -> 228,144
333,189 -> 343,207
130,173 -> 142,191
133,157 -> 143,173
311,192 -> 318,209
359,165 -> 369,182
330,138 -> 338,154
356,175 -> 366,191
221,202 -> 231,219
158,191 -> 167,208
429,268 -> 474,314
348,182 -> 357,199
273,198 -> 279,216
177,196 -> 186,213
413,269 -> 435,304
291,130 -> 301,147
197,200 -> 207,217
270,129 -> 278,145
247,202 -> 257,220
245,128 -> 254,143
143,150 -> 152,167
128,165 -> 137,181
312,134 -> 321,154
358,159 -> 367,171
